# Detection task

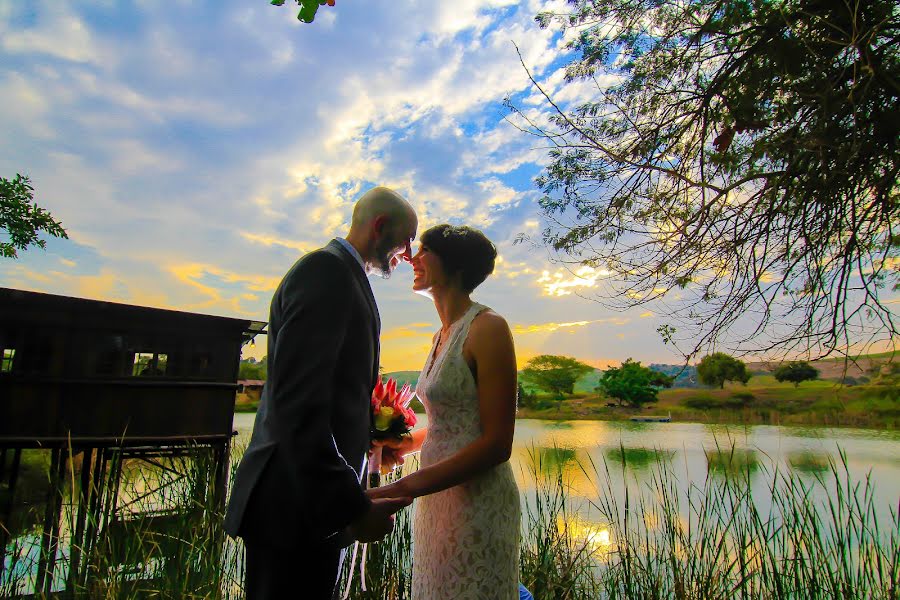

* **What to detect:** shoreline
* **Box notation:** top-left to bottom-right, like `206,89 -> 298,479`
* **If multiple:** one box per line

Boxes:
234,375 -> 899,431
234,405 -> 897,431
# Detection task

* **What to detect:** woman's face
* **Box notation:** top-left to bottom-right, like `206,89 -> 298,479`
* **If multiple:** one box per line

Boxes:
411,242 -> 449,292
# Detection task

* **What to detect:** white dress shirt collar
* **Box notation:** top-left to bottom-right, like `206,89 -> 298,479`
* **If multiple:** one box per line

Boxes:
335,237 -> 366,273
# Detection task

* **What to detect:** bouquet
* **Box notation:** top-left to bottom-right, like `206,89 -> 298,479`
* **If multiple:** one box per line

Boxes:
368,377 -> 417,487
341,378 -> 417,599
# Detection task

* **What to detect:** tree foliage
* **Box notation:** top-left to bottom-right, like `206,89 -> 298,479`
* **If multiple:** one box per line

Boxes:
239,356 -> 268,380
269,0 -> 335,24
772,361 -> 819,386
516,0 -> 899,360
598,358 -> 674,407
697,352 -> 751,388
520,354 -> 594,401
1,174 -> 68,259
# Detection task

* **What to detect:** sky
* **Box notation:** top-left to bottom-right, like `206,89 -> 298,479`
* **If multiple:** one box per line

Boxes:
2,1 -> 891,371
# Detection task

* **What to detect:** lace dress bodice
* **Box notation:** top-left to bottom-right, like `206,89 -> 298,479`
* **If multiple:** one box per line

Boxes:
412,302 -> 520,599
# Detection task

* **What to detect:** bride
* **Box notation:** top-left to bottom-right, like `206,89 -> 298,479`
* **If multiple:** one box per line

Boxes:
367,224 -> 521,599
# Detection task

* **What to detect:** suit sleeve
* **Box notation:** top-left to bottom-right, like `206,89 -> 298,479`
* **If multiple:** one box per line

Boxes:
268,252 -> 371,540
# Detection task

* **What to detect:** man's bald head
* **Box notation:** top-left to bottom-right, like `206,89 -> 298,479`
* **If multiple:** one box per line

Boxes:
346,186 -> 418,278
350,186 -> 416,231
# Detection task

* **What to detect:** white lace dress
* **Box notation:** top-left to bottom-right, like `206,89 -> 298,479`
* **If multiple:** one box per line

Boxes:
412,302 -> 521,599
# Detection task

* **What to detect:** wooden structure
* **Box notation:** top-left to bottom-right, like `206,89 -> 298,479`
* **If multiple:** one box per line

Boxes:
0,287 -> 266,596
630,412 -> 672,423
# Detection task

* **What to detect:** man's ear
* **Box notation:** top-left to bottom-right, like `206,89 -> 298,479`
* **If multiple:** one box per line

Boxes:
373,215 -> 391,239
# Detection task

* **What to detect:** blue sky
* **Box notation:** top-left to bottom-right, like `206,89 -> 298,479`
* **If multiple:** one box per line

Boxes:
5,1 -> 875,371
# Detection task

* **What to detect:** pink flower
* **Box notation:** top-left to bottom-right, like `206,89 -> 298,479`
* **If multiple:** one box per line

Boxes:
370,377 -> 417,439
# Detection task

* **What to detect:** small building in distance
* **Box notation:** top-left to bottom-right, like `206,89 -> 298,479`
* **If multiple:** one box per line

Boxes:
237,379 -> 265,399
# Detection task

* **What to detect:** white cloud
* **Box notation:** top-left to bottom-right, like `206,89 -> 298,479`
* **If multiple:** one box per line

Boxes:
537,265 -> 612,297
0,5 -> 101,64
0,72 -> 55,139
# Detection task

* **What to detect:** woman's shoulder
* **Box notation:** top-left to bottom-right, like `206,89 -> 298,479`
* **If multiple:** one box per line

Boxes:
464,306 -> 515,365
469,306 -> 510,337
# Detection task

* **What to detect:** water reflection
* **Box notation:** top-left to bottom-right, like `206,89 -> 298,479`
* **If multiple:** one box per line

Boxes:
532,446 -> 577,475
2,450 -> 51,540
542,421 -> 574,430
705,448 -> 760,477
787,450 -> 832,474
514,445 -> 600,500
605,420 -> 652,433
558,514 -> 613,562
604,447 -> 676,472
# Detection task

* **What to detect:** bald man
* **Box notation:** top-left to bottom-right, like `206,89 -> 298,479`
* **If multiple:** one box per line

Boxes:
225,187 -> 418,599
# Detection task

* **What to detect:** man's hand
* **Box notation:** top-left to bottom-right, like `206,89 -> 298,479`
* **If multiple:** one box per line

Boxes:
348,496 -> 412,543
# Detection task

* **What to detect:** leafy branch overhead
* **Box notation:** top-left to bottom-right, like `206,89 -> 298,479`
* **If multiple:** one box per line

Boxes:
270,0 -> 335,23
514,0 -> 898,360
0,174 -> 68,259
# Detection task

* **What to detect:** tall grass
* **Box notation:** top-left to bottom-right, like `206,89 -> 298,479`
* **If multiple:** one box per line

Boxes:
1,445 -> 244,599
336,468 -> 414,600
586,446 -> 899,599
344,444 -> 897,599
3,443 -> 897,599
518,451 -> 602,599
75,449 -> 235,599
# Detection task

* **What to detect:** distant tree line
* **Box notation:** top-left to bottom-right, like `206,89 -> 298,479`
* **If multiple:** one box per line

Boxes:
237,350 -> 836,411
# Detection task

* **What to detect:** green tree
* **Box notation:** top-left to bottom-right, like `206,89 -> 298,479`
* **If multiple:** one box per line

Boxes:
1,174 -> 67,258
598,359 -> 674,408
520,355 -> 593,408
773,362 -> 819,387
239,356 -> 267,380
697,353 -> 750,389
516,0 -> 899,360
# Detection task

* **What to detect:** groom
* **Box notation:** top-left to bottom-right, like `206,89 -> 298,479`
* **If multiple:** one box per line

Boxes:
225,186 -> 418,599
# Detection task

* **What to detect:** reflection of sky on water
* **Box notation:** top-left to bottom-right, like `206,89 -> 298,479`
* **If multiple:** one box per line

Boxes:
232,414 -> 900,530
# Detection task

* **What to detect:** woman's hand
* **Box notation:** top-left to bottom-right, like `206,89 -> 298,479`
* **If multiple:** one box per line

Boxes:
365,478 -> 411,500
371,435 -> 416,471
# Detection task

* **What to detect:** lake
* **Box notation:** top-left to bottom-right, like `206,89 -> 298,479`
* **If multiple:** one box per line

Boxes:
233,414 -> 900,533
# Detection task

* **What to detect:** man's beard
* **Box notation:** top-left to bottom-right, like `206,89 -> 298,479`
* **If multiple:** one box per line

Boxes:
372,237 -> 395,279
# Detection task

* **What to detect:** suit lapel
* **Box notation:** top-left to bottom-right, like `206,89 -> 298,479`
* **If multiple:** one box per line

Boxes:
326,240 -> 381,385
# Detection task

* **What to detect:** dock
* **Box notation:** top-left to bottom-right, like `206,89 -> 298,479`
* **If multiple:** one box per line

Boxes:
630,413 -> 671,422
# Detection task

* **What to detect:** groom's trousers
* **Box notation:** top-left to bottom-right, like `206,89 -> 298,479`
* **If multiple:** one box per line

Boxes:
242,536 -> 345,600
238,480 -> 347,600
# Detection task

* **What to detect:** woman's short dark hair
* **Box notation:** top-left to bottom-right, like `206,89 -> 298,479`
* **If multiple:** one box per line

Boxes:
420,224 -> 497,293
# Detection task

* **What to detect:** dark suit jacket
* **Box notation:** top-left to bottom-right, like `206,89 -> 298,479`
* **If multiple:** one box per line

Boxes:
225,239 -> 379,547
